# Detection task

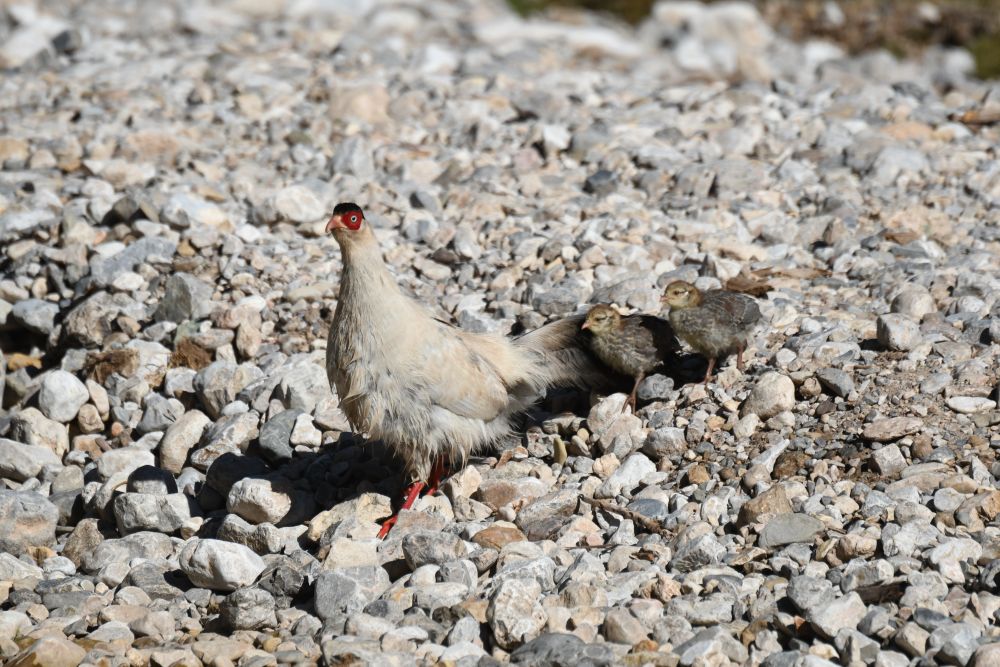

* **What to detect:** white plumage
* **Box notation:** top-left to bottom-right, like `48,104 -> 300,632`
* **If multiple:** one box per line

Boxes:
324,204 -> 600,527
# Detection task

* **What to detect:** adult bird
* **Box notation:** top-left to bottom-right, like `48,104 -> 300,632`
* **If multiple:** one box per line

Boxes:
325,203 -> 603,537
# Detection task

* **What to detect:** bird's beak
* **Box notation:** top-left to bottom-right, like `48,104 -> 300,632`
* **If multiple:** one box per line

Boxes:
326,214 -> 345,233
581,321 -> 591,330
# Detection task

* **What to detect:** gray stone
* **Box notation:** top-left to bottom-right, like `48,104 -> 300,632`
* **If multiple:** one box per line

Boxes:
815,368 -> 854,398
314,567 -> 391,620
194,361 -> 263,419
809,592 -> 866,639
256,408 -> 301,465
862,417 -> 922,442
510,633 -> 617,666
136,393 -> 185,434
127,465 -> 177,494
872,444 -> 907,476
402,531 -> 466,570
758,513 -> 824,548
877,314 -> 921,351
113,493 -> 191,534
10,298 -> 59,335
221,587 -> 277,631
90,236 -> 177,287
787,575 -> 835,613
602,608 -> 650,645
675,626 -> 749,666
0,490 -> 58,555
154,272 -> 215,322
228,475 -> 313,526
97,446 -> 155,481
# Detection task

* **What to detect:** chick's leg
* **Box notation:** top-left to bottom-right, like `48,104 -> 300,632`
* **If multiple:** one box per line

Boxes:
703,357 -> 716,384
624,372 -> 644,414
377,481 -> 425,539
425,456 -> 449,496
737,346 -> 745,372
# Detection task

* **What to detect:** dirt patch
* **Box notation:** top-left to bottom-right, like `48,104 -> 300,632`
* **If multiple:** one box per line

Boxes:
85,349 -> 140,384
169,338 -> 213,371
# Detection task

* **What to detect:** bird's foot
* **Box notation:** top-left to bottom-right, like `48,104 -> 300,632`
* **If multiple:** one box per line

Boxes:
376,514 -> 398,540
425,456 -> 449,496
702,357 -> 717,384
377,480 -> 425,540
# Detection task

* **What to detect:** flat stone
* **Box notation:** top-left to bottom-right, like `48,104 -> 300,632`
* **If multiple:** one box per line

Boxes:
0,437 -> 62,482
758,513 -> 824,548
862,417 -> 922,442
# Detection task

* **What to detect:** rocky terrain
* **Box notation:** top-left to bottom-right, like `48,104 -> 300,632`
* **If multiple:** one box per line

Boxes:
1,0 -> 1000,665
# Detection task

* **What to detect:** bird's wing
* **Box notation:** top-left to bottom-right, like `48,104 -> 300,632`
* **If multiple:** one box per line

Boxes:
706,291 -> 761,329
638,315 -> 680,354
415,323 -> 511,422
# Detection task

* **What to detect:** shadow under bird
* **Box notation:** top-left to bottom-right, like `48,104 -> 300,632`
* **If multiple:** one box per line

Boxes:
661,280 -> 762,384
581,304 -> 678,413
324,203 -> 606,538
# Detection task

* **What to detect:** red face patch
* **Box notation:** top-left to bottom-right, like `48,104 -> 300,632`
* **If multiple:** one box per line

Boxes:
343,211 -> 363,230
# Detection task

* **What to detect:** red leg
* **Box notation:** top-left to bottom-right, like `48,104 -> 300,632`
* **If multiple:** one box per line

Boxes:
425,457 -> 448,496
377,481 -> 425,539
737,346 -> 745,372
703,357 -> 716,384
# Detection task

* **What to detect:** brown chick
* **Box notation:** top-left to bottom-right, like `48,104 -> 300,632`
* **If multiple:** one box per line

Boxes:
325,203 -> 607,538
661,280 -> 761,384
581,304 -> 678,413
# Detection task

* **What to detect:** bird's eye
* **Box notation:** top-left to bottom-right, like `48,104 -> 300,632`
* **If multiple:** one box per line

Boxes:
350,215 -> 358,223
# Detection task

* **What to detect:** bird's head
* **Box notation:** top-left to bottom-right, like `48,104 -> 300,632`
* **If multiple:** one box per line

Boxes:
662,280 -> 701,309
581,304 -> 621,335
326,202 -> 367,237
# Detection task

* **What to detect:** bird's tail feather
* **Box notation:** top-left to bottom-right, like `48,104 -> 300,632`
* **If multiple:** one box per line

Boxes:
513,314 -> 611,391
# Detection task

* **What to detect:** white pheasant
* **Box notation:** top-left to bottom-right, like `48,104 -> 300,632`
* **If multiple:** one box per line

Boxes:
325,203 -> 603,537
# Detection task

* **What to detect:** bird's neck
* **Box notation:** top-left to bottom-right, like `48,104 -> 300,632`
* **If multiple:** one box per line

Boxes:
336,231 -> 403,305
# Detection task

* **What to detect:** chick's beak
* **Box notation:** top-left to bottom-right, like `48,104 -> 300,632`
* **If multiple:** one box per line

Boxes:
581,321 -> 591,330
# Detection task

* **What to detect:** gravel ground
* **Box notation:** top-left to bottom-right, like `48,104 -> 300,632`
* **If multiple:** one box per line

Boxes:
1,0 -> 1000,665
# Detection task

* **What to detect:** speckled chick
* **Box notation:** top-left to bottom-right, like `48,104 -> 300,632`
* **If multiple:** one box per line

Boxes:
581,304 -> 678,412
661,280 -> 761,383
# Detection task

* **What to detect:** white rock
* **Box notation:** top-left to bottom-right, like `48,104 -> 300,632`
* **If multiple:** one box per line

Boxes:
877,314 -> 921,352
8,407 -> 68,456
0,438 -> 62,482
268,185 -> 325,224
929,538 -> 982,583
38,370 -> 90,423
97,446 -> 155,481
158,410 -> 211,474
178,538 -> 266,592
597,453 -> 656,498
289,413 -> 323,447
946,397 -> 996,414
741,372 -> 795,419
